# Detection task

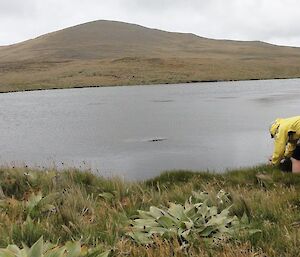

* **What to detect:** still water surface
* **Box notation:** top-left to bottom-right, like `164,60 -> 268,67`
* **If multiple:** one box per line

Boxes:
0,79 -> 300,180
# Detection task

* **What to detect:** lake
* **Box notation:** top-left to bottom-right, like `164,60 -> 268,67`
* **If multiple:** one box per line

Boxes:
0,79 -> 299,180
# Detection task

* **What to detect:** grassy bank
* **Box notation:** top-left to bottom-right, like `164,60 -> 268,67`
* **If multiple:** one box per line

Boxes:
1,57 -> 300,93
0,165 -> 299,256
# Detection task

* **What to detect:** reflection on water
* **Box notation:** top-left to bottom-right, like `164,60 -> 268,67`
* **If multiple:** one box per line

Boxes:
0,79 -> 300,180
254,93 -> 300,103
151,99 -> 174,103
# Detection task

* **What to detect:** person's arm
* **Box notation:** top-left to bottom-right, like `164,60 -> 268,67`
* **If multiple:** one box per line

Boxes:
272,127 -> 288,165
285,141 -> 297,158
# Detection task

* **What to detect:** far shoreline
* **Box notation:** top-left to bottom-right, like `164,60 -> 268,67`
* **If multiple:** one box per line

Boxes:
1,76 -> 300,95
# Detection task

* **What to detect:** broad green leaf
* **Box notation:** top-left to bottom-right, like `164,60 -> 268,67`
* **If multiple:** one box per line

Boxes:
149,206 -> 164,219
137,210 -> 154,219
148,227 -> 168,235
197,203 -> 209,217
183,220 -> 194,230
43,242 -> 56,253
208,206 -> 218,217
65,241 -> 81,257
206,215 -> 227,227
21,243 -> 30,256
184,204 -> 196,216
168,203 -> 184,220
27,236 -> 43,257
98,192 -> 114,201
127,232 -> 152,244
180,229 -> 191,240
198,225 -> 216,237
132,218 -> 159,229
37,192 -> 60,210
44,247 -> 66,257
0,249 -> 17,257
26,192 -> 43,211
98,250 -> 112,257
192,191 -> 209,202
6,245 -> 21,255
157,216 -> 177,228
184,201 -> 194,211
247,229 -> 262,235
240,212 -> 249,224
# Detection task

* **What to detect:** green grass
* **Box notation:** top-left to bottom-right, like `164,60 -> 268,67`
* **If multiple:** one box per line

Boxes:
0,165 -> 299,256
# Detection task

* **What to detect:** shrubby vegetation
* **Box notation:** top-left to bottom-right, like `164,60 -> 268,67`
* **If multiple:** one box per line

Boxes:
0,165 -> 299,256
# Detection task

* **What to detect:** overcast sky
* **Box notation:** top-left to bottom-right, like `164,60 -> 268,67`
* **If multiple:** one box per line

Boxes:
1,0 -> 300,47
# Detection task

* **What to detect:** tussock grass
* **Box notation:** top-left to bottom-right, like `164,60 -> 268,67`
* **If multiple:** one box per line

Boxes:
0,165 -> 299,256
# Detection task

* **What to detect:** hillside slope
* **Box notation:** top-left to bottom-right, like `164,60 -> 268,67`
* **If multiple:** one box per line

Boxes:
1,20 -> 300,92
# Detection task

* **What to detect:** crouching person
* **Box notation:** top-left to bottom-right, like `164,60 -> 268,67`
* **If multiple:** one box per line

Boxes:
269,116 -> 300,173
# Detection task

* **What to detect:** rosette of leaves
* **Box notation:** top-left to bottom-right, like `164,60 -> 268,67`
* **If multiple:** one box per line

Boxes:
0,237 -> 111,257
0,191 -> 60,219
127,190 -> 259,245
25,191 -> 60,218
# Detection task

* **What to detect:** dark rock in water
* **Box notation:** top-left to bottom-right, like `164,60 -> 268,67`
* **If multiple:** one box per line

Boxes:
148,138 -> 167,142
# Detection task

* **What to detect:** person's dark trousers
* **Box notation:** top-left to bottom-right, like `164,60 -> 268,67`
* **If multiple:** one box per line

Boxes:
279,158 -> 292,173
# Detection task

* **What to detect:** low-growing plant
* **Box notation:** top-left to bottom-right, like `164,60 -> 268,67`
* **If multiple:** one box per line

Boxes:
25,191 -> 60,219
127,190 -> 260,245
0,237 -> 111,257
0,191 -> 59,220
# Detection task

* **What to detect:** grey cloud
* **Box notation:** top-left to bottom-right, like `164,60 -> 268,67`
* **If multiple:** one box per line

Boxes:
0,0 -> 37,17
0,0 -> 300,47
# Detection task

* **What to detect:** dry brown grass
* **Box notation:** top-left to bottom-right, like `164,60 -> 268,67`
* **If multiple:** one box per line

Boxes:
1,20 -> 300,92
1,56 -> 300,93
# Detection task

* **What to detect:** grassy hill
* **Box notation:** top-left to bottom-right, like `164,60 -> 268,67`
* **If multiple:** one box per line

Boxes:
1,20 -> 300,92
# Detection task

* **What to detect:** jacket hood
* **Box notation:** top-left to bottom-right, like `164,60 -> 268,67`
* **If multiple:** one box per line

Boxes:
269,118 -> 283,138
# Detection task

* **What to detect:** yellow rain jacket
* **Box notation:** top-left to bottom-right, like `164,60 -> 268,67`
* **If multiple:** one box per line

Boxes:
270,116 -> 300,165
